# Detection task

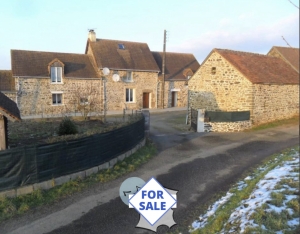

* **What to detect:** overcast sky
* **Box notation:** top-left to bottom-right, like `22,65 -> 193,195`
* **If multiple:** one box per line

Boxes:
0,0 -> 299,69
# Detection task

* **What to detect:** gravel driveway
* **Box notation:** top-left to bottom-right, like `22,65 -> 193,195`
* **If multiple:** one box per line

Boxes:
1,111 -> 298,234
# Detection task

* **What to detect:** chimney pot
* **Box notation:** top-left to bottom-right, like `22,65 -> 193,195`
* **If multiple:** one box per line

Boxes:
88,30 -> 96,42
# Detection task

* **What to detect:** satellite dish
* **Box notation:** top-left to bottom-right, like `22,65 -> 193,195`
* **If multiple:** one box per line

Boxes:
112,74 -> 120,82
102,67 -> 110,76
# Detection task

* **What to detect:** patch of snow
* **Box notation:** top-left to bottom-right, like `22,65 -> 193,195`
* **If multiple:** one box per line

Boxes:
190,151 -> 299,233
191,192 -> 233,230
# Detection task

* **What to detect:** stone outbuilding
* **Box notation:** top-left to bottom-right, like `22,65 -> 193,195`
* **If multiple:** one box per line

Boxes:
151,52 -> 200,108
267,46 -> 299,73
188,48 -> 299,132
0,91 -> 21,150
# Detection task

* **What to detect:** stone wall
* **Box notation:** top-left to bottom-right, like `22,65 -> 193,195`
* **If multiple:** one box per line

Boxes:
252,84 -> 299,125
162,80 -> 188,108
15,77 -> 103,118
188,51 -> 253,126
105,71 -> 158,110
205,121 -> 252,132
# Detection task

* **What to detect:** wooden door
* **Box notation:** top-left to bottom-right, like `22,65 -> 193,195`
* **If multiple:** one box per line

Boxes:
171,92 -> 177,107
143,93 -> 149,108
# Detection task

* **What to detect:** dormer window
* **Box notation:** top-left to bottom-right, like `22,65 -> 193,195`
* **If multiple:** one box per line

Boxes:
51,67 -> 62,83
124,71 -> 133,82
48,59 -> 64,83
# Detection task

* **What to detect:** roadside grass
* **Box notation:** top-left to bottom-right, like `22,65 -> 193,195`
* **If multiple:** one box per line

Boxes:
249,115 -> 299,131
189,146 -> 299,234
0,139 -> 156,223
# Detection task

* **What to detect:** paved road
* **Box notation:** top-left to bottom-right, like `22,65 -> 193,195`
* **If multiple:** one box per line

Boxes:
1,111 -> 298,234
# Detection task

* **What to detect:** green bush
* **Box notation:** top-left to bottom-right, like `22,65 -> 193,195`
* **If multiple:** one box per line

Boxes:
57,117 -> 78,136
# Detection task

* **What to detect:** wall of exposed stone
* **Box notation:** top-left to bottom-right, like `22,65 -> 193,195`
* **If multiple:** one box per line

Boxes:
252,84 -> 299,125
104,71 -> 158,110
188,51 -> 253,127
188,51 -> 253,112
15,77 -> 103,118
161,80 -> 188,108
188,51 -> 299,131
204,121 -> 252,132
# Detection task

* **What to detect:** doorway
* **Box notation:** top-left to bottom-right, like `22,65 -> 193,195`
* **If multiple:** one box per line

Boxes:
143,92 -> 150,108
171,91 -> 177,107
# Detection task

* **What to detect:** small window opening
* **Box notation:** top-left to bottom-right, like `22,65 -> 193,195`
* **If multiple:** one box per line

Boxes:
211,67 -> 216,75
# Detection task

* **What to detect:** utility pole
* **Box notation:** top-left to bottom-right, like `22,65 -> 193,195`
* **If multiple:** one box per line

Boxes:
161,30 -> 167,109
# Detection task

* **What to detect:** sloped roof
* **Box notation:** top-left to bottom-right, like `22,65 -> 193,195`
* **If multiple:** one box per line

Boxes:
11,50 -> 99,78
0,92 -> 21,121
0,70 -> 15,91
267,46 -> 299,72
215,49 -> 299,84
87,39 -> 160,72
151,52 -> 200,81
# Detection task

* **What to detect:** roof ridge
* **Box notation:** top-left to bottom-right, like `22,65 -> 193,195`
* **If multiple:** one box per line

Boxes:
95,38 -> 147,44
11,49 -> 89,56
273,46 -> 299,50
215,48 -> 267,57
151,51 -> 194,55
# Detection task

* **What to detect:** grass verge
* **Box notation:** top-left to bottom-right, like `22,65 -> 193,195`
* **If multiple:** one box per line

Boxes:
190,146 -> 299,234
0,139 -> 156,223
249,115 -> 299,131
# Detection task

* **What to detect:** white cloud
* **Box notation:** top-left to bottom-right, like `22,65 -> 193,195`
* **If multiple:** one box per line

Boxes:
169,13 -> 299,63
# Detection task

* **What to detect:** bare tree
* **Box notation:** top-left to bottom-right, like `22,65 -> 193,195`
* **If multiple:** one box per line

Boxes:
69,82 -> 102,120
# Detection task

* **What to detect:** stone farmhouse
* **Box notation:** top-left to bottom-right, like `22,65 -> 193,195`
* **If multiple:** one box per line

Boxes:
85,30 -> 160,111
0,30 -> 199,118
0,91 -> 21,150
10,50 -> 101,117
152,52 -> 200,108
188,48 -> 299,132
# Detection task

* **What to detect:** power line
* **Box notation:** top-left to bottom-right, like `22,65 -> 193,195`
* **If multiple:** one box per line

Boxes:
287,0 -> 299,9
282,36 -> 292,48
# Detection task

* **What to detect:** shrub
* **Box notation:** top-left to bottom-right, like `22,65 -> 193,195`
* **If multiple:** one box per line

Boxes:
57,117 -> 78,136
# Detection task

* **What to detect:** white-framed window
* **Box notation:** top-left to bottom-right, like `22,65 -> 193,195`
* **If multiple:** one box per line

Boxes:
52,93 -> 62,105
125,88 -> 135,103
124,71 -> 133,82
51,67 -> 62,83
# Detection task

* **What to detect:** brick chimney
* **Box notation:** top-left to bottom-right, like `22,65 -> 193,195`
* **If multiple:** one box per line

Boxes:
88,29 -> 96,42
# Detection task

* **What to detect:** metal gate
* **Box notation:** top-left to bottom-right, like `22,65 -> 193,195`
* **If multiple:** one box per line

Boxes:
190,108 -> 198,131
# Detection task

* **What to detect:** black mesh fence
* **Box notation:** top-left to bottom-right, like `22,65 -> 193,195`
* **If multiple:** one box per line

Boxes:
205,111 -> 250,122
0,117 -> 144,191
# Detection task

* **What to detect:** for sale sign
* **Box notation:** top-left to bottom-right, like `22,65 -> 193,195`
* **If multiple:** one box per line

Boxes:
120,177 -> 178,232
